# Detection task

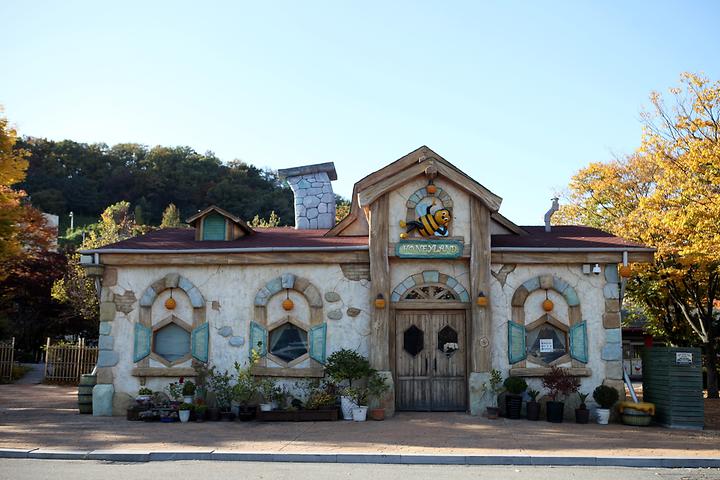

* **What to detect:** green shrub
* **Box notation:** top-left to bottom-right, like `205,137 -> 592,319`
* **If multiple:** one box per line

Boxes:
324,349 -> 372,386
503,376 -> 528,395
593,385 -> 619,409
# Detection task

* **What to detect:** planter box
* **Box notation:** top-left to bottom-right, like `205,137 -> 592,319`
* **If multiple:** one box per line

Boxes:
257,409 -> 338,422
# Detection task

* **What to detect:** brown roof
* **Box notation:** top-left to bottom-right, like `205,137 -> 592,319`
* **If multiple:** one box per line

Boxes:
85,225 -> 651,252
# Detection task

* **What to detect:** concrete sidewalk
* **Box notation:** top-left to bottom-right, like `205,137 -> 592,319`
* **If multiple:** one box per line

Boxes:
1,384 -> 718,467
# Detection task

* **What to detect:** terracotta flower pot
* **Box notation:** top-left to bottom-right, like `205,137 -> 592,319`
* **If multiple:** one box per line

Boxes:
369,408 -> 385,421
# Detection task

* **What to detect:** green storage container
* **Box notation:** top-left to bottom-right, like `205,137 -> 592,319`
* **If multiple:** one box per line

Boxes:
642,347 -> 704,430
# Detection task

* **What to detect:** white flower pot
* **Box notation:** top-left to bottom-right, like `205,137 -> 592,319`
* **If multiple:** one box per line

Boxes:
179,410 -> 191,423
183,395 -> 193,404
260,403 -> 273,412
596,408 -> 611,425
340,396 -> 358,420
352,406 -> 368,422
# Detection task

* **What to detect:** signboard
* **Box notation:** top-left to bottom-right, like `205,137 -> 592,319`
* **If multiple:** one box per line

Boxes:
396,239 -> 464,259
675,352 -> 693,365
539,339 -> 554,353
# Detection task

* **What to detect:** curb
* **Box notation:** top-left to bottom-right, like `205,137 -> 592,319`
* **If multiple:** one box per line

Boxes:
1,449 -> 719,468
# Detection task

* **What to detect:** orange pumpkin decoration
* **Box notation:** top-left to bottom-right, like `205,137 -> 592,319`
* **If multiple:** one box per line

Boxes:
427,184 -> 437,195
282,298 -> 294,311
542,298 -> 554,312
374,295 -> 386,309
165,297 -> 177,310
619,264 -> 632,278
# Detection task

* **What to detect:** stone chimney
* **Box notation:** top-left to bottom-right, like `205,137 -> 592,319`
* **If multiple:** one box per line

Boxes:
278,162 -> 337,229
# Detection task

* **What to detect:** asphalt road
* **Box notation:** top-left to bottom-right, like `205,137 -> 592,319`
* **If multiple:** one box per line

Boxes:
1,460 -> 720,480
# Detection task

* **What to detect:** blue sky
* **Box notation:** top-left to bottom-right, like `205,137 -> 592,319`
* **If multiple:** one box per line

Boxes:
1,1 -> 719,225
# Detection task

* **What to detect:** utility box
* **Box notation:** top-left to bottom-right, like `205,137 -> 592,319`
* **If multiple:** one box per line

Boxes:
642,347 -> 704,429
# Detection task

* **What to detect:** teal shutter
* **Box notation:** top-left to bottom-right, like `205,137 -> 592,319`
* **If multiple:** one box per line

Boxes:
308,323 -> 327,364
507,321 -> 527,364
191,323 -> 210,363
202,214 -> 226,240
133,323 -> 152,362
569,321 -> 589,363
249,321 -> 267,357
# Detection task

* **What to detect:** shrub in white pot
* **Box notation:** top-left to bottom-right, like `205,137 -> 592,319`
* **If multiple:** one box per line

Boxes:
346,386 -> 369,422
593,385 -> 620,425
258,377 -> 279,412
182,380 -> 196,404
178,403 -> 192,423
324,349 -> 373,420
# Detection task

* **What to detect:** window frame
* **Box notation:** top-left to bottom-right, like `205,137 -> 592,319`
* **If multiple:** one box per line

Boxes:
151,314 -> 193,367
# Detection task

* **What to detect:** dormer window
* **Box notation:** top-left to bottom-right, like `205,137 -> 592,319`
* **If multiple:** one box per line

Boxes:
185,205 -> 254,241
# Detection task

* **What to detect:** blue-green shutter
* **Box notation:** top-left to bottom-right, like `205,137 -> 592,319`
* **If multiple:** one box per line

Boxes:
569,321 -> 589,363
133,323 -> 152,362
191,323 -> 210,363
202,214 -> 226,240
507,321 -> 527,364
308,323 -> 327,364
249,321 -> 267,357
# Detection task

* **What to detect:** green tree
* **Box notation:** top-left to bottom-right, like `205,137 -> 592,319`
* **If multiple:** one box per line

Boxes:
160,203 -> 183,228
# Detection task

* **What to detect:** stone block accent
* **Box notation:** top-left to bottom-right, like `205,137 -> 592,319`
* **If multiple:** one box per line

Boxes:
99,302 -> 116,322
605,299 -> 620,313
139,288 -> 157,307
605,328 -> 622,344
178,276 -> 194,294
99,322 -> 112,336
102,267 -> 118,287
303,285 -> 323,307
281,273 -> 296,289
97,350 -> 119,367
92,384 -> 114,417
469,372 -> 492,416
113,290 -> 136,314
539,275 -> 554,290
96,367 -> 113,384
562,287 -> 580,307
219,326 -> 233,337
604,264 -> 619,283
347,307 -> 361,317
164,273 -> 180,289
186,287 -> 205,308
602,312 -> 621,329
212,300 -> 221,311
98,335 -> 114,351
112,391 -> 134,417
265,277 -> 283,295
490,264 -> 516,287
327,309 -> 343,320
603,283 -> 620,299
552,277 -> 570,294
278,163 -> 337,230
601,344 -> 622,361
605,361 -> 623,380
229,336 -> 245,347
324,291 -> 341,302
522,277 -> 540,292
340,264 -> 371,281
422,270 -> 440,283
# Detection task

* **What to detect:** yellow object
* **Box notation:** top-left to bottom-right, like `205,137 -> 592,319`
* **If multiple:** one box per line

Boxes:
619,264 -> 632,278
476,294 -> 488,307
618,401 -> 655,416
282,298 -> 294,311
399,220 -> 406,228
374,295 -> 386,309
164,297 -> 176,310
400,233 -> 408,239
542,299 -> 554,312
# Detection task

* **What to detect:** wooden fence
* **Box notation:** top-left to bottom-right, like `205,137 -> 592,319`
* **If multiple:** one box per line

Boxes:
0,338 -> 14,382
44,338 -> 98,384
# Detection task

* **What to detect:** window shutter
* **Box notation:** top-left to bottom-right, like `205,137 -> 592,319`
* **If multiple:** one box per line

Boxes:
202,214 -> 226,240
191,322 -> 210,363
308,323 -> 328,364
507,321 -> 527,364
133,323 -> 152,363
249,321 -> 267,357
569,321 -> 589,363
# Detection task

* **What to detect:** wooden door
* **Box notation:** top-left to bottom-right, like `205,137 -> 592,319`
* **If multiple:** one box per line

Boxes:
395,310 -> 467,411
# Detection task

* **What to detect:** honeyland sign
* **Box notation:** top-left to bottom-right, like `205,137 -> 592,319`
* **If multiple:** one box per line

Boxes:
396,239 -> 464,259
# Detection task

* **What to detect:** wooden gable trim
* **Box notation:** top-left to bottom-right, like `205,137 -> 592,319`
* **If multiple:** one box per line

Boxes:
186,205 -> 254,235
491,212 -> 527,235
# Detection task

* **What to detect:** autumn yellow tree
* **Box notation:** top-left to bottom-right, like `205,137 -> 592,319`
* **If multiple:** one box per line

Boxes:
557,73 -> 720,398
0,109 -> 29,278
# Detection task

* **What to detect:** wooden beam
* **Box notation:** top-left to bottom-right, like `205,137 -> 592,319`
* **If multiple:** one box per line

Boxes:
470,197 -> 492,372
490,251 -> 654,264
509,367 -> 592,377
357,162 -> 429,207
100,251 -> 370,266
393,301 -> 470,310
368,194 -> 390,371
434,162 -> 502,212
132,367 -> 196,377
250,366 -> 324,378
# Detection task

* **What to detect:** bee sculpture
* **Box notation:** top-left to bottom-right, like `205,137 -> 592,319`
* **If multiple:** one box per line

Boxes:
399,203 -> 451,239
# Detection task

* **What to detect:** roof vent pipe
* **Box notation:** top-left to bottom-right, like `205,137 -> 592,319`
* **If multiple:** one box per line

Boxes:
544,197 -> 559,232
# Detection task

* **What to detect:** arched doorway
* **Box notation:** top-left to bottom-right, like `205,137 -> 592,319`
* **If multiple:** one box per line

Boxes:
391,271 -> 469,411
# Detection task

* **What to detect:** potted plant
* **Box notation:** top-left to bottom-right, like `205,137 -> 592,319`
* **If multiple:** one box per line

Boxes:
575,392 -> 590,424
593,385 -> 619,425
194,402 -> 208,422
526,389 -> 541,421
207,367 -> 234,421
345,386 -> 369,422
178,402 -> 193,423
324,349 -> 373,420
182,380 -> 196,404
136,387 -> 153,403
166,381 -> 183,405
367,372 -> 390,420
541,366 -> 580,423
503,376 -> 527,420
482,369 -> 504,419
232,356 -> 259,421
258,377 -> 279,412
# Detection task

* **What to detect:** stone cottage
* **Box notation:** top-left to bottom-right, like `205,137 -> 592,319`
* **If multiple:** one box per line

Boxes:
81,146 -> 654,416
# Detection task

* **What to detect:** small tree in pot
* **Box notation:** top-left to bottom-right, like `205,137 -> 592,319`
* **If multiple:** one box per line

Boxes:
367,372 -> 390,420
526,389 -> 541,421
541,366 -> 580,423
503,376 -> 527,419
593,385 -> 619,425
575,392 -> 590,424
324,349 -> 373,420
482,369 -> 504,419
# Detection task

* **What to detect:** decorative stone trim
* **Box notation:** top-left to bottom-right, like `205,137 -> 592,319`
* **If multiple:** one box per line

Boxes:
340,263 -> 371,281
391,270 -> 470,303
491,264 -> 516,287
139,274 -> 205,308
283,171 -> 336,229
254,275 -> 323,308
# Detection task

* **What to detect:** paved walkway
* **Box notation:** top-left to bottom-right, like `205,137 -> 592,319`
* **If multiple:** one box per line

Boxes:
13,364 -> 44,385
1,384 -> 718,462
